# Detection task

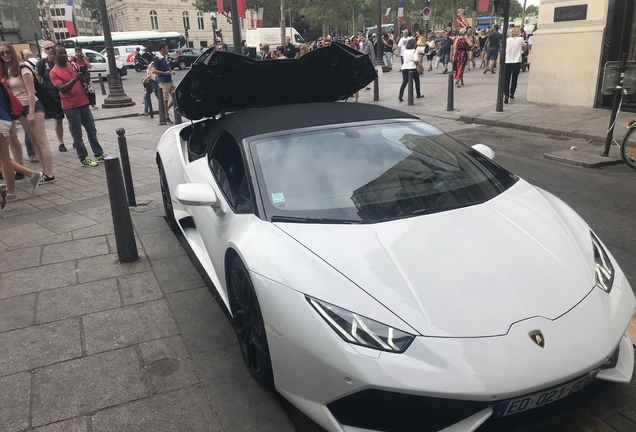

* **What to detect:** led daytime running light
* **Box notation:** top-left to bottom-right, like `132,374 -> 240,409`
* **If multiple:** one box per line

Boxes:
591,232 -> 614,293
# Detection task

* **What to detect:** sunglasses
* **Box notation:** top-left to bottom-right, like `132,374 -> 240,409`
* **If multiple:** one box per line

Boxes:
0,51 -> 12,56
44,47 -> 54,50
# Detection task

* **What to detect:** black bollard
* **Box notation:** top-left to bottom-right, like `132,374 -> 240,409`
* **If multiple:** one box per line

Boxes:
171,92 -> 182,124
147,86 -> 154,119
447,73 -> 454,111
157,87 -> 166,125
407,71 -> 414,106
104,156 -> 138,263
97,74 -> 106,95
116,128 -> 136,207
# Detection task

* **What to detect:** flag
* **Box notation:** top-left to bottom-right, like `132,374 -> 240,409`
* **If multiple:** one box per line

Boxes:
65,0 -> 76,37
382,5 -> 392,22
257,3 -> 264,27
216,0 -> 224,14
237,0 -> 246,18
397,0 -> 404,27
456,12 -> 469,28
478,0 -> 490,13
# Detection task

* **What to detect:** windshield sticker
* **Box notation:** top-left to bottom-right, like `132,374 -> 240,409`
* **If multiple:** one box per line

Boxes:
271,192 -> 285,203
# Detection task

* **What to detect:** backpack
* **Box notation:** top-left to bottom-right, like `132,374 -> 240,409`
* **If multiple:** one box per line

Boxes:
19,65 -> 64,119
0,83 -> 23,120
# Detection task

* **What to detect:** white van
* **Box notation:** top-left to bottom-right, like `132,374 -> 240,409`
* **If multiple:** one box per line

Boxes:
246,28 -> 304,54
100,45 -> 145,68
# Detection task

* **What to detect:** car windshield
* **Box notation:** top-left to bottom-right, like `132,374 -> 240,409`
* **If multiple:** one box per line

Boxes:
250,121 -> 517,223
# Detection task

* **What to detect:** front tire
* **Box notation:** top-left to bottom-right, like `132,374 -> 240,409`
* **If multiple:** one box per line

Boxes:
621,128 -> 636,170
158,158 -> 179,232
229,257 -> 274,386
178,61 -> 187,70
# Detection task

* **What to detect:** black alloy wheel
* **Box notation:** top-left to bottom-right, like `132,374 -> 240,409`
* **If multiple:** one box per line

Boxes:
229,257 -> 274,385
178,60 -> 187,70
158,159 -> 179,232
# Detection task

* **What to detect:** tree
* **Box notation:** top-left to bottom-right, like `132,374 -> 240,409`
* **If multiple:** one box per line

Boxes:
525,5 -> 538,15
82,0 -> 102,24
508,0 -> 523,18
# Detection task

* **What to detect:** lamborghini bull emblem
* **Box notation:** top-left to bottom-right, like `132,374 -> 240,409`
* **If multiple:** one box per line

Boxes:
529,330 -> 545,348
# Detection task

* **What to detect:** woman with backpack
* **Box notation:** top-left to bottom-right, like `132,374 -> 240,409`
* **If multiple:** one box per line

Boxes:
0,42 -> 55,184
0,82 -> 43,208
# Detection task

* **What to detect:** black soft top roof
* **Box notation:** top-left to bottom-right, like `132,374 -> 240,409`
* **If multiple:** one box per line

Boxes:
224,102 -> 419,139
175,44 -> 378,120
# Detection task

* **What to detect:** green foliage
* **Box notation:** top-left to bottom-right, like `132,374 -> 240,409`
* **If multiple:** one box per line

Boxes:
525,4 -> 538,15
82,0 -> 102,24
509,0 -> 523,18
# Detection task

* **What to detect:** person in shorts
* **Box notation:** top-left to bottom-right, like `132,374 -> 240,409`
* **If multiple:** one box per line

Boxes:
152,42 -> 176,124
484,25 -> 502,74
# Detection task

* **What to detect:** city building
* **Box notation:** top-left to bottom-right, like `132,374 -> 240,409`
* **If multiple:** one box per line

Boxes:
104,0 -> 254,49
0,0 -> 41,45
38,0 -> 102,43
527,0 -> 636,110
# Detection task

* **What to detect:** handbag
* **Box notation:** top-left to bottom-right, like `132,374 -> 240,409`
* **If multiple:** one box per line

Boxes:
1,83 -> 24,120
19,65 -> 64,119
70,62 -> 96,106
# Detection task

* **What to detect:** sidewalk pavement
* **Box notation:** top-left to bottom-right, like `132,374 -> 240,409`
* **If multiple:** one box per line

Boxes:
1,59 -> 634,432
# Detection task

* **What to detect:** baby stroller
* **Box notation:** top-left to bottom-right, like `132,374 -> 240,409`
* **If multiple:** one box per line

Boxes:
521,49 -> 529,72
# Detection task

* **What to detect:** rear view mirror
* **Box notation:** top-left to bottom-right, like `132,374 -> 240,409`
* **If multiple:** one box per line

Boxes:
472,144 -> 495,160
175,183 -> 220,208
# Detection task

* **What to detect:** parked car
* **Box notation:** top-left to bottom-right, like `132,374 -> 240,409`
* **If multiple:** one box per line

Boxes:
66,48 -> 127,79
168,48 -> 202,70
156,46 -> 635,432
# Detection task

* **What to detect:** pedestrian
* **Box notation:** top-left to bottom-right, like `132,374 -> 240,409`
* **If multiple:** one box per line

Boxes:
0,42 -> 56,184
216,43 -> 228,52
484,24 -> 502,74
284,36 -> 298,59
478,29 -> 488,69
49,45 -> 106,167
151,42 -> 177,124
36,40 -> 68,152
351,36 -> 359,50
396,29 -> 412,67
139,52 -> 158,116
275,46 -> 286,59
299,44 -> 309,57
398,38 -> 423,102
69,47 -> 97,109
439,32 -> 453,74
19,50 -> 38,163
415,30 -> 426,75
425,35 -> 436,71
466,28 -> 477,70
261,44 -> 276,59
382,33 -> 394,71
504,27 -> 526,103
451,28 -> 472,87
358,34 -> 375,90
0,82 -> 43,207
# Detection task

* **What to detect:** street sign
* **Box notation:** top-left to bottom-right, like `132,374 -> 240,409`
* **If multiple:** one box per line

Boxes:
422,7 -> 431,17
601,61 -> 636,95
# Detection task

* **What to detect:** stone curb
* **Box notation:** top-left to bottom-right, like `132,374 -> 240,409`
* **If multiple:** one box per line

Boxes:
542,153 -> 624,168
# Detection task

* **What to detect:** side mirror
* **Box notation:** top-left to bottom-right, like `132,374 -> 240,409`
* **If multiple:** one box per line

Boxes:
174,183 -> 221,209
472,144 -> 495,160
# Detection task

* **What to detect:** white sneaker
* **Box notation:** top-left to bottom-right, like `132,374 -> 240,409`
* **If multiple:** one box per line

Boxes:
30,171 -> 43,193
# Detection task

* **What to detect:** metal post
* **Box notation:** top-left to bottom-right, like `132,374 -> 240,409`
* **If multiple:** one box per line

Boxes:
171,92 -> 182,124
230,0 -> 241,53
104,156 -> 138,263
116,128 -> 136,207
408,71 -> 414,105
447,73 -> 454,111
97,74 -> 106,95
157,87 -> 166,125
147,85 -> 154,119
373,76 -> 379,101
496,0 -> 510,112
472,0 -> 477,36
603,53 -> 628,157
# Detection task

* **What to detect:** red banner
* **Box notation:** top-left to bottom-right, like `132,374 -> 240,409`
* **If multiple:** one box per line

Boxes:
237,0 -> 246,18
216,0 -> 223,14
478,0 -> 490,13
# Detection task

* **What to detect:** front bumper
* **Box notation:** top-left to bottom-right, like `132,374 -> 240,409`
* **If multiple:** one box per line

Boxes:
252,272 -> 635,432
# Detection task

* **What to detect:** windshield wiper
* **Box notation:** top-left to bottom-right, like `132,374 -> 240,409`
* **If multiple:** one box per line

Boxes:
410,201 -> 485,216
270,215 -> 362,224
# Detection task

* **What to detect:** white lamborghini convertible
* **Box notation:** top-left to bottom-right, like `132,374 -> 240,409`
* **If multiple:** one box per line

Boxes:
156,46 -> 635,432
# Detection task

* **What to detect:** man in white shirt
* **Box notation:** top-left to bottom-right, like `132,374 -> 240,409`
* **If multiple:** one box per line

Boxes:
397,29 -> 412,66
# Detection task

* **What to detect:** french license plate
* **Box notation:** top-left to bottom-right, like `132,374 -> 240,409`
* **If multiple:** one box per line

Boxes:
493,369 -> 600,418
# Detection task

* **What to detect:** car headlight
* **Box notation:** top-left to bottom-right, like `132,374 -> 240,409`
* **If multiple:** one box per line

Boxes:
591,232 -> 614,293
307,296 -> 415,353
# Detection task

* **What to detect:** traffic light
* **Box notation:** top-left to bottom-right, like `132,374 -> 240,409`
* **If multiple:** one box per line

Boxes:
185,27 -> 189,38
493,0 -> 508,15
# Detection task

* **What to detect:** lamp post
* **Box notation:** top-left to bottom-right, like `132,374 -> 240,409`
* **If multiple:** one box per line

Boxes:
230,0 -> 241,53
495,0 -> 510,112
98,0 -> 134,108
